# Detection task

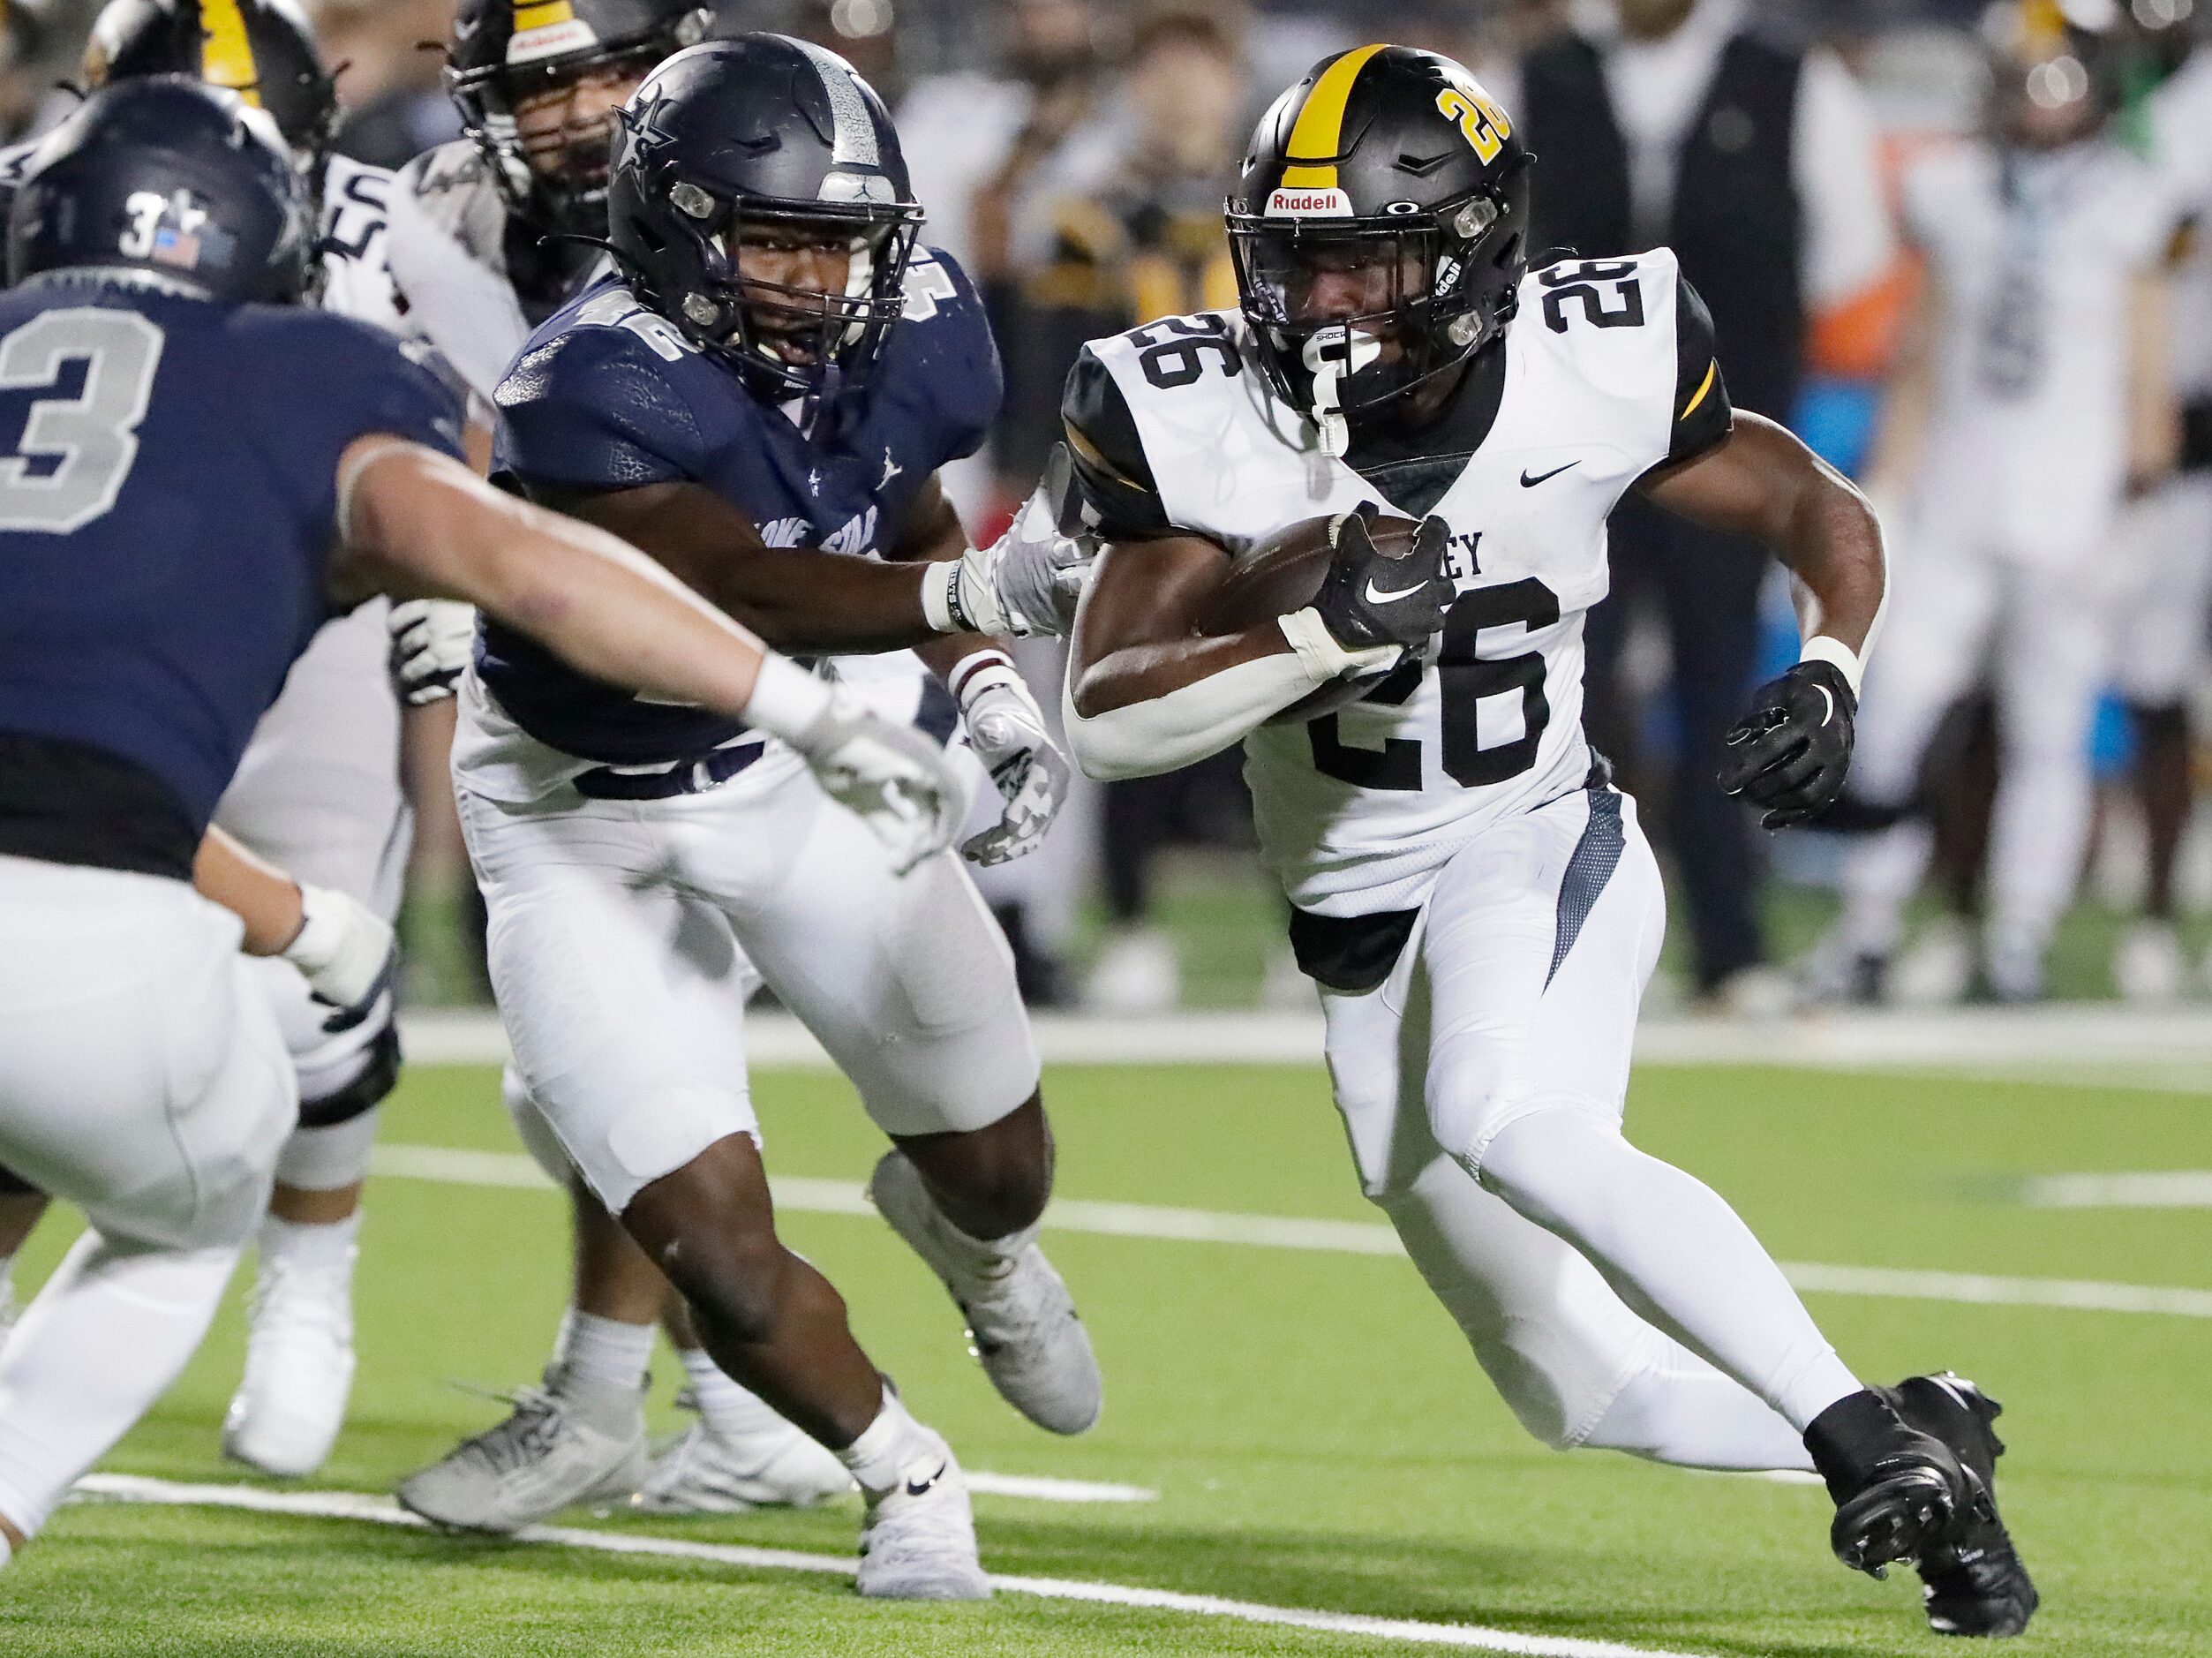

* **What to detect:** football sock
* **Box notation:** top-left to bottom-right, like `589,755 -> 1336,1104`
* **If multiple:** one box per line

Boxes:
1476,1108 -> 1861,1432
0,1529 -> 11,1568
553,1308 -> 655,1390
837,1387 -> 935,1493
678,1346 -> 788,1439
273,1109 -> 380,1192
1586,1337 -> 1818,1472
258,1210 -> 361,1276
0,1231 -> 237,1538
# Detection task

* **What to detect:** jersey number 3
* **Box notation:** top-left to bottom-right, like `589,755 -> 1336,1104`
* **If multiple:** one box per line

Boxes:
1311,579 -> 1560,791
0,309 -> 166,534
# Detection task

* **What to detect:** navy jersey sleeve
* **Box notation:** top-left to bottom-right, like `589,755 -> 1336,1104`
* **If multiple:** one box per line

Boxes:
245,308 -> 466,468
896,249 -> 1003,466
493,317 -> 712,494
1062,345 -> 1175,540
1668,277 -> 1734,466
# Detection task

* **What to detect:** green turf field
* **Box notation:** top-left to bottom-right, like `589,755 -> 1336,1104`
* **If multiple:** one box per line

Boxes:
4,1057 -> 2210,1656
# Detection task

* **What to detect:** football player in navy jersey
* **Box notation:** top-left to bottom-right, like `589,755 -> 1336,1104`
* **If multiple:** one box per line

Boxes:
395,41 -> 1092,1594
0,78 -> 966,1570
0,0 -> 457,1481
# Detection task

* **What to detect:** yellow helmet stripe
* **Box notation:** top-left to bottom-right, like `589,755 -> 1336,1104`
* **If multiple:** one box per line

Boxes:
198,0 -> 261,107
1279,43 -> 1388,190
514,0 -> 579,28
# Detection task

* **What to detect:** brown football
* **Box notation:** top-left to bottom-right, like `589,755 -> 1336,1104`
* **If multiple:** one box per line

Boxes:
1193,511 -> 1425,724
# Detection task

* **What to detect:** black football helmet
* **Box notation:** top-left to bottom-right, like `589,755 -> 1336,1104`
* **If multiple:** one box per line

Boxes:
607,34 -> 924,410
81,0 -> 338,167
8,75 -> 320,303
1227,44 -> 1534,449
448,0 -> 717,237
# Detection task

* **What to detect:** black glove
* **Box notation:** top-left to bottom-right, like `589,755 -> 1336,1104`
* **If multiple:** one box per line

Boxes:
1312,506 -> 1455,654
1718,659 -> 1856,830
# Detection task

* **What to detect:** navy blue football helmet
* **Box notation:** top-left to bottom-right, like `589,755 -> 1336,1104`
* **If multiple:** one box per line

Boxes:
7,76 -> 320,304
606,34 -> 923,406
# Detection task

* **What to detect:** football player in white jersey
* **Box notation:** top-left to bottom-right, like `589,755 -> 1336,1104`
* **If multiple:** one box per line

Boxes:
381,8 -> 1089,1540
1823,4 -> 2179,1006
0,0 -> 436,1479
1062,45 -> 2035,1637
2107,13 -> 2212,1000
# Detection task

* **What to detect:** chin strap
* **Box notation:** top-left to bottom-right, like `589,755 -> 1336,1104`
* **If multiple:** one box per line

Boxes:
1300,326 -> 1384,457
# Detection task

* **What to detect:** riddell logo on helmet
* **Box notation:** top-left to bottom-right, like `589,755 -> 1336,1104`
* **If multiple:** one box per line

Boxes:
1265,187 -> 1354,218
507,18 -> 600,65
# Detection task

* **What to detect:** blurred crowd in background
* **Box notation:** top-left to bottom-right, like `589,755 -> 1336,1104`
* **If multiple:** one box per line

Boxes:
4,0 -> 2208,1018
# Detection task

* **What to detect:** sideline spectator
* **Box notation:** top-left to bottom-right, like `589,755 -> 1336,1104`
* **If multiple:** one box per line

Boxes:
1516,0 -> 1898,1014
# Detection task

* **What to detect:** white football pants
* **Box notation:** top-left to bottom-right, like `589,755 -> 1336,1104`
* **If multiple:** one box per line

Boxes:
1320,790 -> 1838,1467
1839,537 -> 2113,963
0,856 -> 293,1537
456,749 -> 1040,1217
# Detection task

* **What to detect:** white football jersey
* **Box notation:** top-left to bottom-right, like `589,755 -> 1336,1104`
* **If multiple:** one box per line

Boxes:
318,154 -> 403,333
1071,250 -> 1723,914
1902,139 -> 2176,567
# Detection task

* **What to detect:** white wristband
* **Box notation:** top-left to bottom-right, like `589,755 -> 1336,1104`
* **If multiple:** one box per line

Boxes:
741,653 -> 837,745
1799,635 -> 1865,700
920,561 -> 960,633
1278,608 -> 1403,685
948,650 -> 1020,707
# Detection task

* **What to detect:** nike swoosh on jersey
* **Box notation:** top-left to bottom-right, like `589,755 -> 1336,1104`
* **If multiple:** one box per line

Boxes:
1520,462 -> 1580,487
1363,577 -> 1431,605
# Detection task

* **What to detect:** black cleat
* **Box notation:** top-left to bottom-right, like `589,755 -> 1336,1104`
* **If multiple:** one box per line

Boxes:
1892,1374 -> 2040,1638
1804,1388 -> 1975,1579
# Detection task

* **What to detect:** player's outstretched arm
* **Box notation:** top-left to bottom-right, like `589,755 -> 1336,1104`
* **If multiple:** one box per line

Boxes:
1065,511 -> 1446,782
1641,411 -> 1886,828
331,437 -> 964,872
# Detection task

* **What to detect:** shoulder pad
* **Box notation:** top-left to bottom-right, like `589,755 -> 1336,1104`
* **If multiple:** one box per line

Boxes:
496,290 -> 715,492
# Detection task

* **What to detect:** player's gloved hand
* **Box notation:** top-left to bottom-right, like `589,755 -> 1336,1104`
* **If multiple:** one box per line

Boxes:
387,599 -> 476,705
1281,506 -> 1454,683
282,884 -> 397,1034
953,653 -> 1072,866
923,456 -> 1095,638
787,686 -> 966,876
1719,660 -> 1857,830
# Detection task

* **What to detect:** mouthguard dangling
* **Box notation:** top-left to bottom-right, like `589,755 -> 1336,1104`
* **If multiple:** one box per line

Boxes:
1301,325 -> 1384,458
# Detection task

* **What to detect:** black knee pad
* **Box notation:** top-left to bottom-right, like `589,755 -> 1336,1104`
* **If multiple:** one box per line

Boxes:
297,1022 -> 402,1130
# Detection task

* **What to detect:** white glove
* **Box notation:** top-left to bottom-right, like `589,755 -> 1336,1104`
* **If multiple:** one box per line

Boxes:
952,653 -> 1072,866
922,481 -> 1095,639
282,884 -> 397,1033
387,599 -> 476,705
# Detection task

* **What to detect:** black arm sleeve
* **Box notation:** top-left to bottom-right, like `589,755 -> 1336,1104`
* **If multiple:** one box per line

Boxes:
1061,346 -> 1176,540
1669,276 -> 1734,465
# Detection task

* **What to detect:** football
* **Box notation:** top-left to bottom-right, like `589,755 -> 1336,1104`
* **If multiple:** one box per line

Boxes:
1193,511 -> 1426,723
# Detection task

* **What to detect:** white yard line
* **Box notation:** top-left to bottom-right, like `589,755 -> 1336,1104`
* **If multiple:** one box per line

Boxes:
72,1474 -> 1706,1657
398,1005 -> 2212,1084
2013,1172 -> 2212,1209
369,1144 -> 2212,1320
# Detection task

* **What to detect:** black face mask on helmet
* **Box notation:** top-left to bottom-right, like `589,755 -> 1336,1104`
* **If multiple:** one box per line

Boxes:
81,0 -> 338,198
10,75 -> 320,305
1227,43 -> 1534,455
606,34 -> 923,421
448,0 -> 715,239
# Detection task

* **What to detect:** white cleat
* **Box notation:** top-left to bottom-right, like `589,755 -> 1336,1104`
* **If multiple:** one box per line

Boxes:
1083,925 -> 1180,1014
869,1151 -> 1102,1436
395,1365 -> 648,1534
631,1394 -> 855,1516
222,1239 -> 358,1478
1892,918 -> 1975,1006
2117,921 -> 2188,1004
855,1428 -> 991,1601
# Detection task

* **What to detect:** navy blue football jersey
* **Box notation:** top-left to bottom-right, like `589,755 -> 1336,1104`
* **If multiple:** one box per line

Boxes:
0,274 -> 463,836
484,247 -> 1000,764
